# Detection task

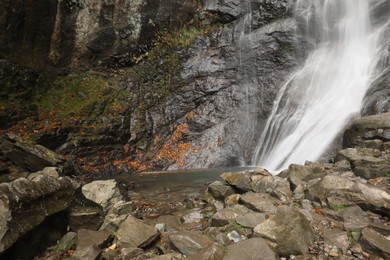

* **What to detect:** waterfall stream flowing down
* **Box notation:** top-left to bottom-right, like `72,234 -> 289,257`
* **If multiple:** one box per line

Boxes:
251,0 -> 383,172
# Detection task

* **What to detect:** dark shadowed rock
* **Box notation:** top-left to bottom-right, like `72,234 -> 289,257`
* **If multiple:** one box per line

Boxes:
224,237 -> 277,260
0,174 -> 75,253
115,215 -> 159,248
67,205 -> 104,232
56,232 -> 77,253
169,231 -> 212,256
0,134 -> 63,172
207,181 -> 236,200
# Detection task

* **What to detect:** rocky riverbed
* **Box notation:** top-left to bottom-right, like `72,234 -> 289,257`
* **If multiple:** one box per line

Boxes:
0,113 -> 389,259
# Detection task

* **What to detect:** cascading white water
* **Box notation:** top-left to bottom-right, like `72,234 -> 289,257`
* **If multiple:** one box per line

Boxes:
251,0 -> 381,172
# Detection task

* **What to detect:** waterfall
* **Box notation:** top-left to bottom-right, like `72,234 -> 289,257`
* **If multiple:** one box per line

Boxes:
251,0 -> 382,172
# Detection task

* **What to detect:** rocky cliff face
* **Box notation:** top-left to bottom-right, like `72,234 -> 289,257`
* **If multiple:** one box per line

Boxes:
0,0 -> 199,68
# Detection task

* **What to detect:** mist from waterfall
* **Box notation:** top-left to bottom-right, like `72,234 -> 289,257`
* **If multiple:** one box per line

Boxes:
251,0 -> 383,172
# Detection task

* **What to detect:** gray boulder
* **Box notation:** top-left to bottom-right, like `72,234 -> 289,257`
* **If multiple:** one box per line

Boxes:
169,231 -> 213,256
71,244 -> 101,260
251,175 -> 292,202
343,113 -> 390,148
307,175 -> 390,216
207,181 -> 236,201
115,215 -> 159,248
188,243 -> 224,260
81,180 -> 123,210
336,148 -> 390,179
239,192 -> 278,213
254,206 -> 314,256
224,237 -> 277,260
360,228 -> 390,259
221,171 -> 252,191
274,206 -> 315,256
0,174 -> 75,253
76,229 -> 112,249
211,208 -> 241,227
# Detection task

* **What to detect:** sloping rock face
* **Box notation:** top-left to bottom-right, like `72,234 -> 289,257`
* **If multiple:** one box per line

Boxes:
0,0 -> 199,68
0,174 -> 76,253
149,3 -> 298,168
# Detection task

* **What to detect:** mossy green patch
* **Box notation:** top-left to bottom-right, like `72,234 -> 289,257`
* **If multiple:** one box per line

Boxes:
34,72 -> 110,119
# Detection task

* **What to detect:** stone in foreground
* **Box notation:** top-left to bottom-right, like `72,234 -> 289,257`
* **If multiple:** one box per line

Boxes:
169,231 -> 212,256
115,215 -> 159,248
224,237 -> 277,260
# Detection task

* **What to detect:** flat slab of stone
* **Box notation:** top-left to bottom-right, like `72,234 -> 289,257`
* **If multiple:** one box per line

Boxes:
224,237 -> 277,260
236,213 -> 266,228
360,228 -> 390,258
77,229 -> 111,249
169,231 -> 212,256
239,192 -> 278,213
116,215 -> 159,248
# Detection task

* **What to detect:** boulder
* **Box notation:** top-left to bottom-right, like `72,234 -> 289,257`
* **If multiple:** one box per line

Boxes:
71,244 -> 101,260
250,175 -> 292,202
255,206 -> 314,256
115,215 -> 159,248
76,229 -> 112,249
181,209 -> 204,224
274,206 -> 315,256
338,206 -> 370,230
207,181 -> 236,201
239,192 -> 278,213
67,205 -> 104,232
284,162 -> 328,190
224,237 -> 277,260
169,231 -> 213,256
211,208 -> 241,227
56,232 -> 77,253
360,228 -> 390,259
306,175 -> 390,216
336,148 -> 390,179
81,180 -> 123,210
322,229 -> 350,253
0,134 -> 63,172
120,247 -> 143,259
221,171 -> 252,191
0,174 -> 75,253
236,213 -> 267,228
188,243 -> 224,260
343,112 -> 390,148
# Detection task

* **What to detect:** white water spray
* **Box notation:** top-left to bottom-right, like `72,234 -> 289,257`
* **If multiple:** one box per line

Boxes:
251,0 -> 382,172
